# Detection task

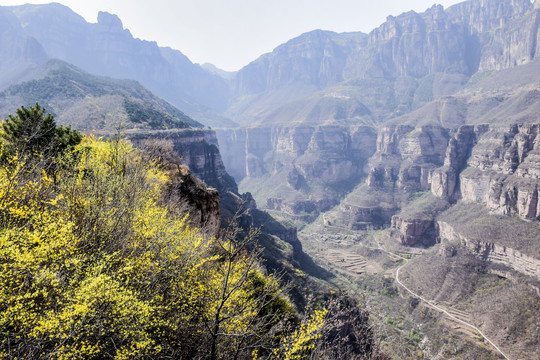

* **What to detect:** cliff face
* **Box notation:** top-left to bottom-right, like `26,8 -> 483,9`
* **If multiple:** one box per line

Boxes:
167,168 -> 221,237
217,125 -> 376,183
222,121 -> 540,247
459,125 -> 540,219
340,125 -> 454,232
368,125 -> 449,191
229,0 -> 539,125
129,129 -> 237,195
439,220 -> 540,279
233,30 -> 357,97
385,124 -> 540,245
216,125 -> 377,216
430,125 -> 484,200
446,0 -> 538,72
346,5 -> 469,79
391,217 -> 439,246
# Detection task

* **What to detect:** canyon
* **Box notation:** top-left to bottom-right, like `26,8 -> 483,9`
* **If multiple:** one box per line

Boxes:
1,0 -> 540,358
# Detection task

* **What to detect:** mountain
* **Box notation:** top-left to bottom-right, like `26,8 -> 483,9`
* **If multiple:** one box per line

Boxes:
0,59 -> 202,130
2,3 -> 234,127
1,0 -> 540,357
217,0 -> 540,216
0,7 -> 47,89
227,0 -> 538,125
215,2 -> 540,357
201,63 -> 235,81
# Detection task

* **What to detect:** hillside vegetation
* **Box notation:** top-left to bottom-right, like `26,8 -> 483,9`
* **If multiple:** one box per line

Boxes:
0,60 -> 201,131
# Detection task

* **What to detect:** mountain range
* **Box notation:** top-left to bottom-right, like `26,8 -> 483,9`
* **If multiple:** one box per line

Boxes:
1,0 -> 540,358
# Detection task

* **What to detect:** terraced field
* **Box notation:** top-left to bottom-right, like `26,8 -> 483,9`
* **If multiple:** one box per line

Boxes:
325,250 -> 368,275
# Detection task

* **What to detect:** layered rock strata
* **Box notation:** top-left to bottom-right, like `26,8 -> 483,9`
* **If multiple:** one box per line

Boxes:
439,221 -> 540,280
217,125 -> 376,183
391,217 -> 439,246
216,125 -> 377,215
459,124 -> 540,219
381,125 -> 540,246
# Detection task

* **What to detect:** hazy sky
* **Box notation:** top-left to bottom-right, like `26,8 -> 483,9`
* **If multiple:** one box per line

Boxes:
3,0 -> 464,71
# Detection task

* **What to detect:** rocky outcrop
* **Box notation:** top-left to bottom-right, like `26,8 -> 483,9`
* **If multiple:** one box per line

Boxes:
339,203 -> 397,230
438,221 -> 540,280
368,125 -> 449,193
168,168 -> 221,237
129,129 -> 237,194
430,125 -> 487,201
391,216 -> 438,246
460,124 -> 540,219
266,198 -> 319,222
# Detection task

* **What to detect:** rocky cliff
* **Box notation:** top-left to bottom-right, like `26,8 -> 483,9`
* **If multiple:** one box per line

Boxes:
460,124 -> 540,219
438,220 -> 540,280
129,129 -> 237,194
447,0 -> 538,72
381,123 -> 540,244
216,124 -> 377,218
229,0 -> 540,125
221,120 -> 540,245
335,125 -> 452,230
167,167 -> 221,237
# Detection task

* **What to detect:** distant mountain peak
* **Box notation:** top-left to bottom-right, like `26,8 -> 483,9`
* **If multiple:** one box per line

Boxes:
201,63 -> 234,80
97,11 -> 124,32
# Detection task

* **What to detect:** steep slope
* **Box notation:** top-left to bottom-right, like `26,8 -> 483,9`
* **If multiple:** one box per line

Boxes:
0,59 -> 202,130
0,56 -> 329,311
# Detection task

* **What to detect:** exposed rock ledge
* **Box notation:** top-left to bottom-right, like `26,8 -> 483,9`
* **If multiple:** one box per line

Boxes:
391,216 -> 438,246
438,221 -> 540,280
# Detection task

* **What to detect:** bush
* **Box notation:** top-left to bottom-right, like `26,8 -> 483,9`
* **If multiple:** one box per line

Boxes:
0,126 -> 299,359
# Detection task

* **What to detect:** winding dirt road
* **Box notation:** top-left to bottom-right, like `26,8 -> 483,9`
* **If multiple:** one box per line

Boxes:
375,237 -> 511,360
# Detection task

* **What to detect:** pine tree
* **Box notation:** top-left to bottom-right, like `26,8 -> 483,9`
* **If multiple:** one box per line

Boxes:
0,103 -> 82,160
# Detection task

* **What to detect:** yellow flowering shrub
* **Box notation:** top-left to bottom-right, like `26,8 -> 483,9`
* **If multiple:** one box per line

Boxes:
0,136 -> 303,360
271,308 -> 327,360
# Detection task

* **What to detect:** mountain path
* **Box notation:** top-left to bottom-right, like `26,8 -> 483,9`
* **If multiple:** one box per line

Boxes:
374,235 -> 511,360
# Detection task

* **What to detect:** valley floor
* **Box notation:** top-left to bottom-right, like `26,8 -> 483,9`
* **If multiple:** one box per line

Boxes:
293,212 -> 539,360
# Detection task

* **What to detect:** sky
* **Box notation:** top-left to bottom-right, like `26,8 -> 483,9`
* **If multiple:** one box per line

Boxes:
2,0 -> 464,71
